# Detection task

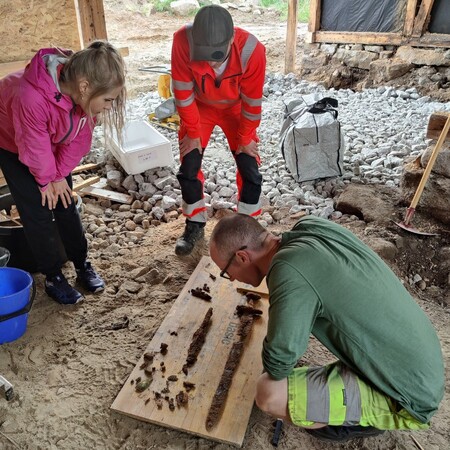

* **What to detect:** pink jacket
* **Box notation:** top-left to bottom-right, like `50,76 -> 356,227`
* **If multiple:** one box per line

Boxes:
0,48 -> 93,188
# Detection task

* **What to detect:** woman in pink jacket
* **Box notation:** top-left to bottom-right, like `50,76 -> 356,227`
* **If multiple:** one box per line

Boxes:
0,41 -> 126,304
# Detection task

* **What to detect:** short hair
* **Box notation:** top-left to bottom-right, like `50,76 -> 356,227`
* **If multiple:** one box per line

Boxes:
211,213 -> 266,259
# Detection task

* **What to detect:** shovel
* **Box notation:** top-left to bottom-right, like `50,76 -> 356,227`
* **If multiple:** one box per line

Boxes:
394,114 -> 450,236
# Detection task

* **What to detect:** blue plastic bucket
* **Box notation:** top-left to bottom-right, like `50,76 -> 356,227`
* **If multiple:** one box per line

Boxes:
0,267 -> 35,344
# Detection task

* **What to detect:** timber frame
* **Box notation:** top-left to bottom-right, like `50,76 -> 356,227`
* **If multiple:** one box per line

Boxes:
285,0 -> 450,73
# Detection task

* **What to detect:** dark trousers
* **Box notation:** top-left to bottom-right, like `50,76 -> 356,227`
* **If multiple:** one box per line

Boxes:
177,149 -> 262,206
0,148 -> 87,277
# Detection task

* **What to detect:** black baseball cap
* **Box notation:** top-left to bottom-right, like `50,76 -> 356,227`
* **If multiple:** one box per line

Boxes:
191,5 -> 234,62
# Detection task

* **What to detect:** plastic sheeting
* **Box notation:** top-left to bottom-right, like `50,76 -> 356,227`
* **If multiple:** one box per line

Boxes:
320,0 -> 403,33
429,0 -> 450,34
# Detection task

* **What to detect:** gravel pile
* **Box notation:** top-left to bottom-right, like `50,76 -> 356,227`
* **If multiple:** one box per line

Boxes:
86,72 -> 450,233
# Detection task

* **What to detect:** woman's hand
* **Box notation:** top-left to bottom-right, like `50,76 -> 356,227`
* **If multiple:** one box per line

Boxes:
179,135 -> 202,159
51,179 -> 73,209
39,184 -> 58,210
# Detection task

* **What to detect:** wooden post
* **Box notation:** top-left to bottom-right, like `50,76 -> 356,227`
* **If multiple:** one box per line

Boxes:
412,0 -> 435,37
285,0 -> 298,73
74,0 -> 108,48
306,0 -> 322,43
403,0 -> 418,37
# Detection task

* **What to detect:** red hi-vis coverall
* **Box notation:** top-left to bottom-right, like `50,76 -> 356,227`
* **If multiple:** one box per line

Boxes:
171,25 -> 266,223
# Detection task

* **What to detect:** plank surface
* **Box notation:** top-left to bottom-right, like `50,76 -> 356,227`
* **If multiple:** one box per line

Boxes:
111,256 -> 269,447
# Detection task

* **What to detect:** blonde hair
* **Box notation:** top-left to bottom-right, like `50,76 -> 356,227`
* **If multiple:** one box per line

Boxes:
61,40 -> 126,136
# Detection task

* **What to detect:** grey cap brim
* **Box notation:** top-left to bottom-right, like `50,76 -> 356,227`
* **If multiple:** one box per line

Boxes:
191,43 -> 229,62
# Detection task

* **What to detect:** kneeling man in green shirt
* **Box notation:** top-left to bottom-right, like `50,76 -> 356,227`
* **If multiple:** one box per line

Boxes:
209,214 -> 444,442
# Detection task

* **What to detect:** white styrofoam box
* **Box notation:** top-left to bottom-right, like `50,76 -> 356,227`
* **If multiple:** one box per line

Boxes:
108,121 -> 173,175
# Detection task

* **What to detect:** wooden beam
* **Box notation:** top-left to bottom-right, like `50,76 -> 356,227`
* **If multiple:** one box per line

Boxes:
285,0 -> 298,74
412,0 -> 435,37
312,30 -> 450,47
403,0 -> 418,37
308,0 -> 321,33
73,176 -> 101,191
74,0 -> 108,48
312,31 -> 403,45
72,163 -> 101,174
406,33 -> 450,47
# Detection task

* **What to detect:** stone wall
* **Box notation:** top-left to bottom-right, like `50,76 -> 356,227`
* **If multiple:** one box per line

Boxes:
302,42 -> 450,90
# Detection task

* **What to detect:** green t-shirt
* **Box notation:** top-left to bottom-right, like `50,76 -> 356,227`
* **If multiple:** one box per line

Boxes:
263,216 -> 444,423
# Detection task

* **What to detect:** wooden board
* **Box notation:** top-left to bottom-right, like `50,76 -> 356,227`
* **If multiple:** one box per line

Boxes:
73,176 -> 100,191
111,256 -> 269,447
236,279 -> 269,299
77,178 -> 133,204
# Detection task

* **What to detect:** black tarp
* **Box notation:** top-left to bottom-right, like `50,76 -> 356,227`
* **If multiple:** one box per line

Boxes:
429,0 -> 450,34
320,0 -> 403,33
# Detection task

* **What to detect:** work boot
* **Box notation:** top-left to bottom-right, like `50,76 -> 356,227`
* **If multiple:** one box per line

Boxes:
76,261 -> 105,293
45,273 -> 84,305
305,425 -> 385,442
175,220 -> 205,256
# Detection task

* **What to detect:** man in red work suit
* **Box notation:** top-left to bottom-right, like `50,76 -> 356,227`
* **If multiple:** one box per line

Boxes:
171,5 -> 266,256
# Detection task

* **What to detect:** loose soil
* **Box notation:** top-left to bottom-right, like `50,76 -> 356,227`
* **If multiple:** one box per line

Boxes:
0,3 -> 448,450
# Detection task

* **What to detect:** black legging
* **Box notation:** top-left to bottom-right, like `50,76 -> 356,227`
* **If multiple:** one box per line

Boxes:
0,148 -> 87,276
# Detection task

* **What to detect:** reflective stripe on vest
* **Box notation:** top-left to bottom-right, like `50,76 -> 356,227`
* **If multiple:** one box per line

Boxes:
240,33 -> 258,72
338,364 -> 362,423
304,364 -> 362,425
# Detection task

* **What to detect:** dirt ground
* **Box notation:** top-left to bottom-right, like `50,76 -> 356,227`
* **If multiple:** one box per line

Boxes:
0,3 -> 449,450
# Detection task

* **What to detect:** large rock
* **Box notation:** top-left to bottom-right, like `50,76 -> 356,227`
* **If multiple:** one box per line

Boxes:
170,0 -> 199,16
333,49 -> 378,70
369,58 -> 412,83
335,184 -> 399,225
421,145 -> 450,178
364,237 -> 398,261
400,160 -> 450,225
396,46 -> 450,67
302,53 -> 328,70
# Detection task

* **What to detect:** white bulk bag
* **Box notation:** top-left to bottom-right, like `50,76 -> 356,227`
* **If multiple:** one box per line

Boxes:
279,94 -> 345,183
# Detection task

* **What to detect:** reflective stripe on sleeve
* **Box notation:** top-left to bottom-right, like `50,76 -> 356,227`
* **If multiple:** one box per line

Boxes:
173,80 -> 194,90
242,110 -> 262,121
175,92 -> 195,108
241,93 -> 263,107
